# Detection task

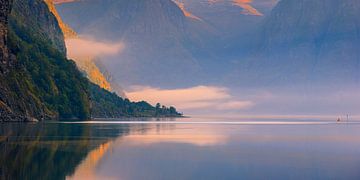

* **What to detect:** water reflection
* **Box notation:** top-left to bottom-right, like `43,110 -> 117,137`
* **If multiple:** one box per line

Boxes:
122,123 -> 228,146
67,142 -> 114,180
1,120 -> 360,180
0,122 -> 130,180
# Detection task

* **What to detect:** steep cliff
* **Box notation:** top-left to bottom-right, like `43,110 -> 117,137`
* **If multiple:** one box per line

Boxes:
11,0 -> 66,54
0,0 -> 27,121
0,0 -> 12,72
0,0 -> 65,121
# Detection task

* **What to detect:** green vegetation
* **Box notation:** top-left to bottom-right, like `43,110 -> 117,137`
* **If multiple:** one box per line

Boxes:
90,85 -> 182,118
7,17 -> 91,119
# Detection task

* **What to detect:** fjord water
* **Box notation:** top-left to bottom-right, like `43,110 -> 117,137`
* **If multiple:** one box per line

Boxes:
1,118 -> 360,180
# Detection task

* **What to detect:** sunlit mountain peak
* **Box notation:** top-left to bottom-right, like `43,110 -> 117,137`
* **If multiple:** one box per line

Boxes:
173,0 -> 203,21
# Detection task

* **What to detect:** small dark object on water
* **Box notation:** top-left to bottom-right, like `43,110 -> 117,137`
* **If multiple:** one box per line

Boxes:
337,118 -> 341,122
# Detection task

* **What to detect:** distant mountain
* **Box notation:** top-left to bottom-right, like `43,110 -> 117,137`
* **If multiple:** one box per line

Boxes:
179,0 -> 275,65
230,0 -> 360,87
56,0 -> 213,87
55,0 -> 280,87
56,0 -> 360,89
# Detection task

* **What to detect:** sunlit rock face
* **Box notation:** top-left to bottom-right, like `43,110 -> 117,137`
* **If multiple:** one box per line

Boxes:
44,0 -> 77,38
75,58 -> 111,90
230,0 -> 360,88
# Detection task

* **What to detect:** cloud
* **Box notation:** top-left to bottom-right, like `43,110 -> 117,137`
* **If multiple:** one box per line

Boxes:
126,86 -> 255,112
217,100 -> 255,110
65,38 -> 124,60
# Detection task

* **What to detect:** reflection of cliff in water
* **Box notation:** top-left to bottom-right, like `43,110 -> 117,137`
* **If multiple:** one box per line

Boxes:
0,119 -> 179,180
0,122 -> 132,180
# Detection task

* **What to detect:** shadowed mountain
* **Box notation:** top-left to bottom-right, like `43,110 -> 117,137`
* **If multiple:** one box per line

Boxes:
229,0 -> 360,88
56,0 -> 360,90
56,0 -> 217,87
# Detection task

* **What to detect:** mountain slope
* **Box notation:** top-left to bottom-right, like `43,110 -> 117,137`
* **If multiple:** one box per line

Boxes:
56,0 -> 209,87
0,0 -> 12,73
231,0 -> 360,87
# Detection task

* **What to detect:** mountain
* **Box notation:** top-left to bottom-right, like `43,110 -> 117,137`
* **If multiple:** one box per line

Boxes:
177,0 -> 276,72
55,0 -> 213,87
54,0 -> 281,87
230,0 -> 360,88
0,0 -> 181,122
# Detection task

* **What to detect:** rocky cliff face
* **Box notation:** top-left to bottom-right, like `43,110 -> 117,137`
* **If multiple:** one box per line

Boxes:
11,0 -> 66,54
0,0 -> 46,122
0,0 -> 12,72
0,0 -> 24,121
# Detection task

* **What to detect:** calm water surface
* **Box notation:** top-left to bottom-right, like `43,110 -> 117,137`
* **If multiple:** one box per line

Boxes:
1,117 -> 360,180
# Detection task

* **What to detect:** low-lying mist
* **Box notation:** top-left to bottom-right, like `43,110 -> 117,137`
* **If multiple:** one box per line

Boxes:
126,84 -> 360,119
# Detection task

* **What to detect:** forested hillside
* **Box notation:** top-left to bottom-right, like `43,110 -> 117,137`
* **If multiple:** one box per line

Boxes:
0,0 -> 181,122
